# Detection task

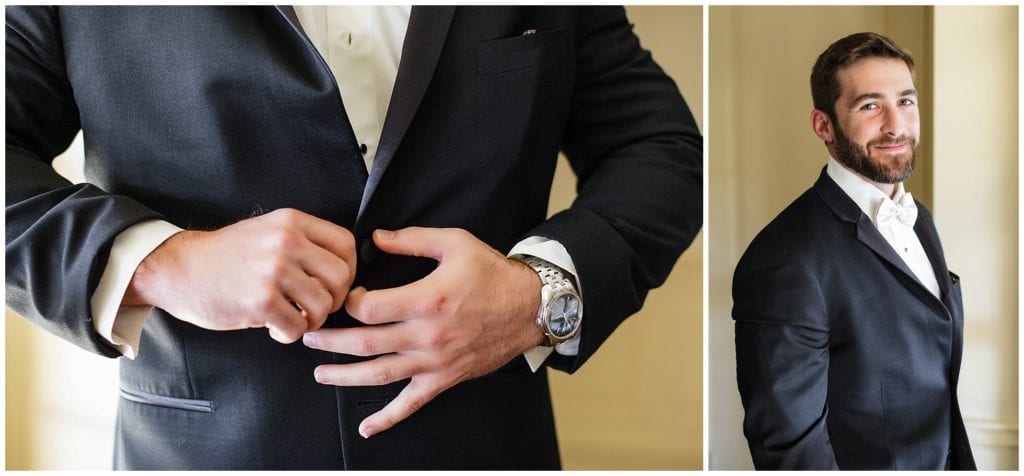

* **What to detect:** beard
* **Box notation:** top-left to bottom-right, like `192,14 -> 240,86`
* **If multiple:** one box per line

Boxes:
832,123 -> 918,184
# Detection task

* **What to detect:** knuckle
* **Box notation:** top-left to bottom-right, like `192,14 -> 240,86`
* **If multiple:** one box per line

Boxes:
406,393 -> 428,414
370,365 -> 394,385
355,333 -> 376,356
326,263 -> 350,292
338,227 -> 355,249
266,229 -> 300,253
304,302 -> 329,323
267,257 -> 290,281
423,328 -> 449,349
418,294 -> 449,316
273,207 -> 301,224
251,285 -> 279,314
277,327 -> 302,343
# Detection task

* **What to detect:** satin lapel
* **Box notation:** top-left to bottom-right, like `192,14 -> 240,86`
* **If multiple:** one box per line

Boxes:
358,6 -> 456,218
914,215 -> 953,305
813,168 -> 934,300
854,216 -> 920,286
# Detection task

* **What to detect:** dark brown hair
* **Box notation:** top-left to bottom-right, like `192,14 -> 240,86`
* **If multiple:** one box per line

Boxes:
810,32 -> 916,121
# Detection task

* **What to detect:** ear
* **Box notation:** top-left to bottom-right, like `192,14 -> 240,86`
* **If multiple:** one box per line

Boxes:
810,109 -> 834,143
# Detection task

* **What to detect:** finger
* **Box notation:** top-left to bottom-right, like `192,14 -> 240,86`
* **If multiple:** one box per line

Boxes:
275,265 -> 334,330
296,214 -> 358,270
359,376 -> 445,438
296,242 -> 354,312
372,227 -> 469,261
312,353 -> 419,387
303,324 -> 415,357
258,287 -> 308,344
345,284 -> 435,325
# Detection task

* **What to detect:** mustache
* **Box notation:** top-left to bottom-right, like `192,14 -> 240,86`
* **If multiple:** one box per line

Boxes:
868,135 -> 915,147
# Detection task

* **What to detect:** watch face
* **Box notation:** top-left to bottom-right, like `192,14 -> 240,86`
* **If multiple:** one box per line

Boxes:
549,293 -> 581,338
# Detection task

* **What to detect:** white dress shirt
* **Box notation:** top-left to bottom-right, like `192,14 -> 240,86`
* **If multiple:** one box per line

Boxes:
91,6 -> 580,369
826,157 -> 941,297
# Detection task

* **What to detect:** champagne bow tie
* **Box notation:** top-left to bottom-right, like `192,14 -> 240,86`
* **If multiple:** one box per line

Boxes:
875,193 -> 918,227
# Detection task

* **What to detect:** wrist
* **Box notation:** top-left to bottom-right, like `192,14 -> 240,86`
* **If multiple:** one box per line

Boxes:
509,254 -> 583,348
508,257 -> 546,348
123,230 -> 195,307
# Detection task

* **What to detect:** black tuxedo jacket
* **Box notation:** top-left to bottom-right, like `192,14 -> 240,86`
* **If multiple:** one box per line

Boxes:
6,6 -> 701,470
732,169 -> 975,470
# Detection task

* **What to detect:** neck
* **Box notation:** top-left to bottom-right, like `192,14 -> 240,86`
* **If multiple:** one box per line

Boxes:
873,181 -> 897,199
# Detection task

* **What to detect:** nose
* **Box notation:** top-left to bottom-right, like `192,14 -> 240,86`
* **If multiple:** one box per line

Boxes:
880,106 -> 907,137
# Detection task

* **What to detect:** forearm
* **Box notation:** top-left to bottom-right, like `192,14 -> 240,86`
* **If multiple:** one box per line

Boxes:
533,7 -> 702,373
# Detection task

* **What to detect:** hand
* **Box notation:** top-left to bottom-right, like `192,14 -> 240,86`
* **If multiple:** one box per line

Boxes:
302,227 -> 544,438
124,208 -> 357,343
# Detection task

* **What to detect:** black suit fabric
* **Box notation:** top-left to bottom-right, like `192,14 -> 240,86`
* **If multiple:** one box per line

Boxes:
732,168 -> 975,470
5,6 -> 702,470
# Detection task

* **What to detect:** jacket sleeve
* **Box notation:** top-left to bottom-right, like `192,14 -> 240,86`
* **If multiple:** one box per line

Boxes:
731,234 -> 838,470
6,6 -> 164,357
528,6 -> 702,373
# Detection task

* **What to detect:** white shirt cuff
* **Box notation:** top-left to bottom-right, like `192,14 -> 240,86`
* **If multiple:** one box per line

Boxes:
509,236 -> 582,372
90,220 -> 183,359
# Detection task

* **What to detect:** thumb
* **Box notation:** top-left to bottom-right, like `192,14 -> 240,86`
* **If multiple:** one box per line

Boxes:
372,227 -> 461,261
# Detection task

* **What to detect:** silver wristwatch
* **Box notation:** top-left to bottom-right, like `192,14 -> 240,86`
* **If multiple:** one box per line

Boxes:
510,255 -> 583,347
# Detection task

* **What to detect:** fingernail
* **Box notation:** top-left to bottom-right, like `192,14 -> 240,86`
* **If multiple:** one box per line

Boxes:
313,367 -> 327,384
349,286 -> 367,296
359,424 -> 375,439
374,229 -> 396,240
302,332 -> 319,348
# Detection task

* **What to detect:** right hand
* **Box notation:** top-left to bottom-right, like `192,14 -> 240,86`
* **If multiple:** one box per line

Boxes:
123,208 -> 357,343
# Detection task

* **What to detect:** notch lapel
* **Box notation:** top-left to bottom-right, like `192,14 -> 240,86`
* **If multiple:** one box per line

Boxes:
814,168 -> 942,307
914,215 -> 953,303
358,6 -> 456,218
853,216 -> 921,285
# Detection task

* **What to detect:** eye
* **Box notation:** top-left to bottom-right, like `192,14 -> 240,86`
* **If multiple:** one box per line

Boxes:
898,98 -> 916,106
860,103 -> 879,111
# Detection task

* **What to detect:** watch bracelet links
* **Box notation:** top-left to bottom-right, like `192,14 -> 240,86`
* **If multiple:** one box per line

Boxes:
510,255 -> 577,297
509,254 -> 578,345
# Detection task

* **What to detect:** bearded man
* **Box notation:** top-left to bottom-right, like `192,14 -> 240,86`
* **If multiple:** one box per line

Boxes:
731,32 -> 975,470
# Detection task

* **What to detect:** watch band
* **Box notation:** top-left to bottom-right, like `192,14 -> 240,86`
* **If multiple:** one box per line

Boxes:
510,254 -> 580,346
516,255 -> 576,296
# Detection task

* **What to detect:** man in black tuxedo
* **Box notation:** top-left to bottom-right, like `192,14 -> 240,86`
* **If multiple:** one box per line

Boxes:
732,32 -> 974,470
6,6 -> 701,470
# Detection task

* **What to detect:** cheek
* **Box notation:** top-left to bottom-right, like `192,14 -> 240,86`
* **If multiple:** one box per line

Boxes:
907,116 -> 921,136
844,120 -> 875,144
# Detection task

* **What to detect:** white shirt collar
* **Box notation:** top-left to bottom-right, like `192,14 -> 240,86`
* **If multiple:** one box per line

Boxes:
825,156 -> 908,227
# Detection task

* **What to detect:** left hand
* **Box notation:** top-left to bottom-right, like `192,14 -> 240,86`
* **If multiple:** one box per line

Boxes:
302,227 -> 544,438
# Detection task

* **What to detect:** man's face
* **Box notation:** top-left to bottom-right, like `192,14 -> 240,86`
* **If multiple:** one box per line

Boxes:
829,57 -> 920,184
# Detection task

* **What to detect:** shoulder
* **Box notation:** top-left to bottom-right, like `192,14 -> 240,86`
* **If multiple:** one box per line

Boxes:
741,188 -> 838,262
732,188 -> 839,327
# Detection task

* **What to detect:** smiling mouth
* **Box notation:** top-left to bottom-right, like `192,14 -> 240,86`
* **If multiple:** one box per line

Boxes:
872,143 -> 910,154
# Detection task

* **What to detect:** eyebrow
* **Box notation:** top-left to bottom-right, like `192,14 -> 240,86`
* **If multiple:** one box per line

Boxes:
848,89 -> 918,108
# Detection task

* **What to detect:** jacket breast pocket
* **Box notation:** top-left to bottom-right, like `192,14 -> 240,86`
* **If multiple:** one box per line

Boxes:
475,28 -> 568,75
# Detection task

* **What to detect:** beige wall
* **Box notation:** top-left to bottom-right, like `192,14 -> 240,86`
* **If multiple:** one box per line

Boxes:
709,5 -> 1018,470
932,6 -> 1019,467
5,6 -> 704,470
